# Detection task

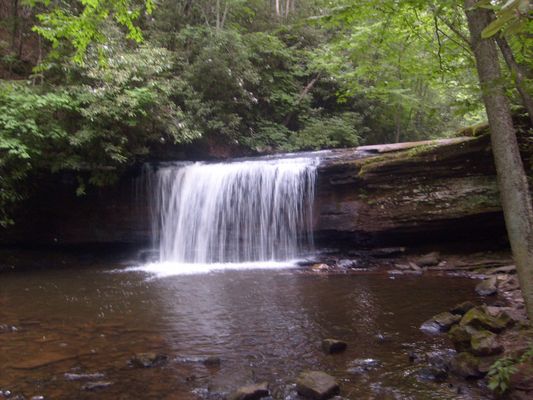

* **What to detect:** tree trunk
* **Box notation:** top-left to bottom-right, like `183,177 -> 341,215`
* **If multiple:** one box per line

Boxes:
464,0 -> 533,320
496,36 -> 533,126
11,0 -> 18,52
275,0 -> 280,17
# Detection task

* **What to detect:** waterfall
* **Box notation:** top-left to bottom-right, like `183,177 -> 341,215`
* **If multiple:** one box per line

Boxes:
143,157 -> 318,264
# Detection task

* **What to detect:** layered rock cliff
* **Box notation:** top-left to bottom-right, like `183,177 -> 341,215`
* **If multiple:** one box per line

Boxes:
1,133 -> 529,248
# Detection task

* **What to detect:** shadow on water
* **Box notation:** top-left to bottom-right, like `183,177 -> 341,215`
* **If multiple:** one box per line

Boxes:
0,258 -> 489,400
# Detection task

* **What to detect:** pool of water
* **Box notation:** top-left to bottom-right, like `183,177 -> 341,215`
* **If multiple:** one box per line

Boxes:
0,258 -> 489,399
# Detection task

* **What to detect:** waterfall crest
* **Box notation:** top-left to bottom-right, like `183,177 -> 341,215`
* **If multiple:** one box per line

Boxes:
144,157 -> 318,264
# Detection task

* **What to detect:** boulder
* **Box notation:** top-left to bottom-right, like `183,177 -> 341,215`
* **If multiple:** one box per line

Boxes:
449,352 -> 483,379
470,330 -> 503,356
321,339 -> 347,354
296,371 -> 340,400
421,312 -> 461,333
416,252 -> 440,267
460,307 -> 509,333
475,277 -> 498,296
448,325 -> 474,352
450,301 -> 476,316
229,382 -> 269,400
130,352 -> 167,368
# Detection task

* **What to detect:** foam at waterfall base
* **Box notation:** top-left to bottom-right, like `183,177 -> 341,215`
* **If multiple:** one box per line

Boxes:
125,260 -> 301,277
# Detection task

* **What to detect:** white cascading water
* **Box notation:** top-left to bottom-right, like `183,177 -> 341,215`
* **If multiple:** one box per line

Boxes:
142,157 -> 318,269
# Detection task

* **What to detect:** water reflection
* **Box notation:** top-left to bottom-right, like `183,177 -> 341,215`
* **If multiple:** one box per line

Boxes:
0,265 -> 489,399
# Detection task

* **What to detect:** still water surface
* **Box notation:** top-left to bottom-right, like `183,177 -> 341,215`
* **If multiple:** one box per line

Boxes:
0,263 -> 489,399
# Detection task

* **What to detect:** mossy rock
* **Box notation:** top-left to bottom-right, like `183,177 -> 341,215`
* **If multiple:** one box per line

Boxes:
448,325 -> 473,352
460,307 -> 509,333
449,352 -> 483,378
470,330 -> 503,356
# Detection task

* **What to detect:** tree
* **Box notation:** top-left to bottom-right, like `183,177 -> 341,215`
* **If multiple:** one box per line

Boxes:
464,0 -> 533,320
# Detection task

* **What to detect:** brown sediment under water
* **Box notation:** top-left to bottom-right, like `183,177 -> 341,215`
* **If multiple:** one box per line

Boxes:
0,260 -> 489,399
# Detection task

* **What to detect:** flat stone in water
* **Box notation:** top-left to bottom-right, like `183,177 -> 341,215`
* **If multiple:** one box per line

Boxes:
296,371 -> 339,400
82,381 -> 113,391
475,277 -> 498,296
130,352 -> 167,368
64,372 -> 105,381
229,382 -> 270,400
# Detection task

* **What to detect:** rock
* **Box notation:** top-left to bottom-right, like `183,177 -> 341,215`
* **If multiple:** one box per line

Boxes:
130,352 -> 167,368
486,265 -> 516,275
460,307 -> 509,333
421,312 -> 461,333
510,363 -> 533,392
475,277 -> 498,296
311,264 -> 330,272
449,352 -> 483,379
321,339 -> 347,354
30,397 -> 44,400
408,262 -> 422,272
82,381 -> 113,391
415,366 -> 447,382
346,359 -> 381,374
470,330 -> 503,356
296,371 -> 340,400
448,325 -> 474,352
64,372 -> 105,381
229,382 -> 269,400
203,356 -> 221,367
416,252 -> 440,267
450,301 -> 476,316
336,259 -> 358,269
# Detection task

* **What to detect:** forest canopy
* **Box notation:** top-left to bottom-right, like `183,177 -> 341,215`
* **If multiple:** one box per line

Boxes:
0,0 -> 532,225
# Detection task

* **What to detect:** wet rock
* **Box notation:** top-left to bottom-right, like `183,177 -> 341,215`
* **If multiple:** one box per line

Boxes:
82,381 -> 113,391
346,358 -> 381,374
203,356 -> 221,367
420,320 -> 442,334
470,330 -> 503,356
0,390 -> 11,398
321,339 -> 347,354
460,307 -> 509,333
448,325 -> 474,352
30,396 -> 44,400
64,372 -> 105,381
229,382 -> 269,400
475,277 -> 498,296
449,352 -> 483,379
450,301 -> 476,316
416,252 -> 440,267
311,264 -> 330,272
421,312 -> 461,333
296,371 -> 340,400
510,363 -> 533,392
408,262 -> 422,272
415,366 -> 448,382
130,352 -> 168,368
336,259 -> 358,269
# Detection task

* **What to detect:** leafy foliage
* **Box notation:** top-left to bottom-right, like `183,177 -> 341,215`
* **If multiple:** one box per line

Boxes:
488,344 -> 533,394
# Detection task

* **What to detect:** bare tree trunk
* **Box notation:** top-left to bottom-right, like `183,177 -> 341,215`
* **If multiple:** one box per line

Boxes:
465,0 -> 533,320
393,107 -> 402,143
496,36 -> 533,126
11,0 -> 18,52
275,0 -> 280,17
283,74 -> 320,126
216,0 -> 220,30
285,0 -> 291,17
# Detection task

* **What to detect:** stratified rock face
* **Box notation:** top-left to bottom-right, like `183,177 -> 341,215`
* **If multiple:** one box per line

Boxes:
314,135 -> 509,246
0,134 -> 527,247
